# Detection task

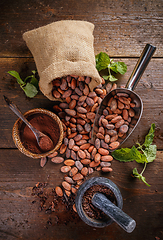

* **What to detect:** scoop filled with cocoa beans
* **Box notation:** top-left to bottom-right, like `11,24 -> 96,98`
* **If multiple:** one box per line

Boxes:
92,44 -> 156,151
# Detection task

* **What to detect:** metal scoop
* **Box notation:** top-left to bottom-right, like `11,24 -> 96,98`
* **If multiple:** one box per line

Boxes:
4,96 -> 54,152
91,44 -> 156,151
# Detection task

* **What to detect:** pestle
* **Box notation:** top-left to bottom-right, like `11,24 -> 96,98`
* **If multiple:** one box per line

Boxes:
92,192 -> 136,233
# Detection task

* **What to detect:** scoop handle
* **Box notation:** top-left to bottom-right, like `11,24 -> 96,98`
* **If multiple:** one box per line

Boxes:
126,43 -> 156,91
92,192 -> 136,233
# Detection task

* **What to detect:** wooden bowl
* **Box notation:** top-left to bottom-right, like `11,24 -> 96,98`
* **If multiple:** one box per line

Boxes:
12,108 -> 63,159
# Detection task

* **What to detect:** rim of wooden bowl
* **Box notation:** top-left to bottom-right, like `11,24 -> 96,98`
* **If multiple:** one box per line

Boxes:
12,108 -> 63,159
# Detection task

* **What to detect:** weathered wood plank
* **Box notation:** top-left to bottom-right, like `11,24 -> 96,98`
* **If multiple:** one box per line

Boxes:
0,149 -> 162,240
0,0 -> 162,57
0,57 -> 162,149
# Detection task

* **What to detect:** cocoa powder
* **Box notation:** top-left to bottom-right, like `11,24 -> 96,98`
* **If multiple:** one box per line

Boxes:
20,113 -> 60,154
82,184 -> 117,221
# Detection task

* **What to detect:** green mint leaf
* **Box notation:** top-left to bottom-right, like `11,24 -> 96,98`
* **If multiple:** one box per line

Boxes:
109,62 -> 119,73
130,146 -> 147,164
102,75 -> 110,81
8,70 -> 24,85
112,148 -> 134,162
95,52 -> 110,72
133,168 -> 150,186
109,74 -> 118,82
143,123 -> 155,147
23,83 -> 38,98
115,62 -> 127,74
143,144 -> 157,163
30,76 -> 39,89
109,62 -> 127,75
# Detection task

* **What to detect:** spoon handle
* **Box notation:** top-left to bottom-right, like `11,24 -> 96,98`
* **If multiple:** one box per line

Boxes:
126,44 -> 156,91
92,192 -> 136,233
4,96 -> 39,136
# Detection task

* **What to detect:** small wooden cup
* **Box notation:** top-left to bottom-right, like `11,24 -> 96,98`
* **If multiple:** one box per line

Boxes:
12,108 -> 63,159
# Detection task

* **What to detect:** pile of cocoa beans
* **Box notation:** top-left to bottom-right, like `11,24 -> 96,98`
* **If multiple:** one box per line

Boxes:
47,75 -> 135,211
96,92 -> 136,151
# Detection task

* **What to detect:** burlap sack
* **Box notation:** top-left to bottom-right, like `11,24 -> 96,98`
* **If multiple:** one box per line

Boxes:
23,20 -> 102,100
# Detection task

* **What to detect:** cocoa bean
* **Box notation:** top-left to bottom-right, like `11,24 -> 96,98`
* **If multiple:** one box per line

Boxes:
81,159 -> 91,165
76,140 -> 87,146
73,173 -> 84,181
94,153 -> 101,162
86,97 -> 94,106
81,167 -> 88,176
96,132 -> 104,139
84,123 -> 91,132
115,119 -> 125,128
65,109 -> 76,116
102,167 -> 113,172
86,112 -> 96,120
119,124 -> 129,134
69,167 -> 78,177
109,141 -> 120,150
75,161 -> 83,170
64,159 -> 75,166
89,161 -> 100,168
71,150 -> 77,160
101,155 -> 113,162
110,98 -> 117,111
104,134 -> 110,143
59,102 -> 69,109
106,129 -> 117,136
59,144 -> 67,154
71,94 -> 79,100
55,186 -> 63,197
101,140 -> 109,149
75,88 -> 83,96
111,115 -> 122,123
78,150 -> 86,159
52,90 -> 61,99
76,118 -> 86,126
101,119 -> 108,127
48,151 -> 58,158
95,138 -> 101,149
129,108 -> 135,117
77,107 -> 87,114
51,157 -> 64,164
85,76 -> 91,84
83,85 -> 90,95
69,99 -> 76,109
110,135 -> 118,142
72,145 -> 80,151
68,139 -> 75,149
100,162 -> 111,167
64,176 -> 75,184
61,166 -> 71,173
80,143 -> 91,150
98,148 -> 109,155
106,124 -> 115,130
62,181 -> 71,191
62,89 -> 72,98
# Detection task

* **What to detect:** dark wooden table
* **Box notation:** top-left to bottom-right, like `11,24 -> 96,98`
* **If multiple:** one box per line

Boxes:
0,0 -> 163,239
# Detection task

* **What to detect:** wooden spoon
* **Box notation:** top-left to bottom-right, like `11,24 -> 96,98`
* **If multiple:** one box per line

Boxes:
4,96 -> 54,152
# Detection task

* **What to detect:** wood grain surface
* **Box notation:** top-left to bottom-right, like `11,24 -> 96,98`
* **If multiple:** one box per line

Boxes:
0,0 -> 163,240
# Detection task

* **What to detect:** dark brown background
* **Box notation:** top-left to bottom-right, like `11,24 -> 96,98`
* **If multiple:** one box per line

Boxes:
0,0 -> 163,239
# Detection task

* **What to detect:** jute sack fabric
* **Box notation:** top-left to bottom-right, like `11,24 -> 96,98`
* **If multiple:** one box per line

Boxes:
23,20 -> 102,101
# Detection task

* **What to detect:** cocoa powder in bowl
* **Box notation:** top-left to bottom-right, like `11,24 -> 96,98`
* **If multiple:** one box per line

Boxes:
19,113 -> 60,154
82,184 -> 117,221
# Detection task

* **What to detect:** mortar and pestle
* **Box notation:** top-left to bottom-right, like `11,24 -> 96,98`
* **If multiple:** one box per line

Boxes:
75,177 -> 136,233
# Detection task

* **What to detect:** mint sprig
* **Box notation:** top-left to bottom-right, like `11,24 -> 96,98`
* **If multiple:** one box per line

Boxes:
8,70 -> 38,98
112,123 -> 157,186
95,52 -> 127,82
